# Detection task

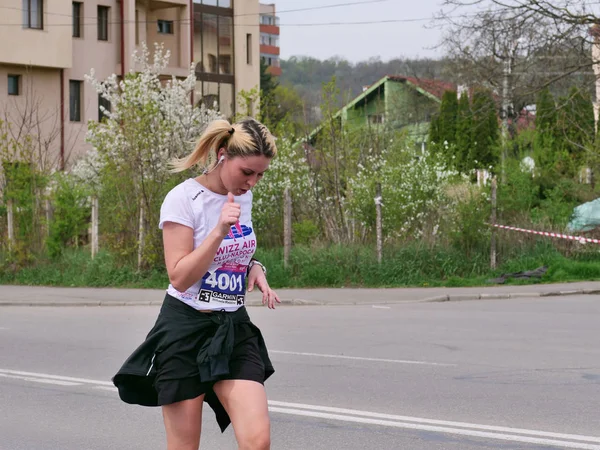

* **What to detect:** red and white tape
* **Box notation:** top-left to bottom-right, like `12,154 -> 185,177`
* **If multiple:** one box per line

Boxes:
489,223 -> 600,244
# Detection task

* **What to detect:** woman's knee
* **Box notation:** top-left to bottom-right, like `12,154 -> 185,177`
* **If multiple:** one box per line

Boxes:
239,419 -> 271,450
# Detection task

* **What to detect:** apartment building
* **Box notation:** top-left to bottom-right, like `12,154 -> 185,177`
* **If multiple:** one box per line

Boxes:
259,3 -> 281,76
0,0 -> 260,170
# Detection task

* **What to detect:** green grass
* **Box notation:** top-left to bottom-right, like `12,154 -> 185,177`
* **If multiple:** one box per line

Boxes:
2,242 -> 600,289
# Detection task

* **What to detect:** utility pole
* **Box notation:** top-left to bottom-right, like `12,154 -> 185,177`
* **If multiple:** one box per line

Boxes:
591,25 -> 600,135
500,38 -> 520,185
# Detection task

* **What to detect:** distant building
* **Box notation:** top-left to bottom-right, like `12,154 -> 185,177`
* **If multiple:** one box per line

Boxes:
193,0 -> 261,118
305,75 -> 455,150
259,3 -> 281,76
0,0 -> 261,170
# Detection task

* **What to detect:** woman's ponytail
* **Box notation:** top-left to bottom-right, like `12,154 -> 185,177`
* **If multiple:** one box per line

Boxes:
168,119 -> 233,173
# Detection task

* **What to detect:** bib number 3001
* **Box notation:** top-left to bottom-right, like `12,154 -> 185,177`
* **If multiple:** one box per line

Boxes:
197,267 -> 246,305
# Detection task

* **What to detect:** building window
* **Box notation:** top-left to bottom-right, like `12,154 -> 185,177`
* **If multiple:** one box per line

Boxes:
135,10 -> 139,44
72,2 -> 82,37
8,75 -> 20,96
22,0 -> 43,29
219,55 -> 231,75
260,33 -> 279,46
98,6 -> 109,41
194,5 -> 234,115
246,34 -> 252,64
260,15 -> 279,26
369,114 -> 385,125
260,54 -> 280,67
69,80 -> 82,122
197,0 -> 231,6
98,93 -> 111,122
157,20 -> 173,34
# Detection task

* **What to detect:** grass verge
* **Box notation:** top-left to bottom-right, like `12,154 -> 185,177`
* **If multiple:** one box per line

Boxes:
2,242 -> 600,289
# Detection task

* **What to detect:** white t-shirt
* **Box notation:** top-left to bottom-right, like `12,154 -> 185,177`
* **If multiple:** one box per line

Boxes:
159,178 -> 257,312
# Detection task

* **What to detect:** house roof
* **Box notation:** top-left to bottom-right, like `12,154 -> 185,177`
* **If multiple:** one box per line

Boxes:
389,76 -> 456,100
302,75 -> 455,144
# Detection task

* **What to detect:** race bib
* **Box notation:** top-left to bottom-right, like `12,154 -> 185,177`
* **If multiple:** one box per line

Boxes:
196,263 -> 246,306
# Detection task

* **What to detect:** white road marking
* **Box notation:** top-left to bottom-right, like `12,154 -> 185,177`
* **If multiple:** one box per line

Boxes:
0,373 -> 80,386
269,400 -> 600,443
4,368 -> 600,449
270,350 -> 455,367
372,305 -> 391,309
0,369 -> 113,386
94,386 -> 118,392
270,407 -> 600,450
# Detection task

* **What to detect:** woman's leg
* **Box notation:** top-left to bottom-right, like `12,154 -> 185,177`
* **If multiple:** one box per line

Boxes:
161,395 -> 205,450
213,380 -> 270,450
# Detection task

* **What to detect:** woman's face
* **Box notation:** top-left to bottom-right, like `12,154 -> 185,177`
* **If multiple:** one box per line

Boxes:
220,154 -> 271,196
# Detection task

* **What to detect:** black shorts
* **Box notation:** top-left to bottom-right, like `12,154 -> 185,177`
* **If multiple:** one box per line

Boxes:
153,297 -> 266,406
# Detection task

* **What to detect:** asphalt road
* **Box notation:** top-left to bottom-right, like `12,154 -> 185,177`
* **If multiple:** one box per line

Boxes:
1,294 -> 600,449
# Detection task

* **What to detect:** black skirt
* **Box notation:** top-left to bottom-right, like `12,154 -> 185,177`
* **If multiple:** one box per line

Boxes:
112,293 -> 275,432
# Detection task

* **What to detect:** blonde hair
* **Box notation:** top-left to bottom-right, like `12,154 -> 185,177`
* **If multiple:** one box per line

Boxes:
169,118 -> 277,173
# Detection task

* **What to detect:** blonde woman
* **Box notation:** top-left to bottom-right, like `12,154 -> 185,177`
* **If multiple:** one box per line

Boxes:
113,118 -> 281,450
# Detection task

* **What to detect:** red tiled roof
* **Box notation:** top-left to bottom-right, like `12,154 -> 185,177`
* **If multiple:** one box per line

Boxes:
389,76 -> 456,100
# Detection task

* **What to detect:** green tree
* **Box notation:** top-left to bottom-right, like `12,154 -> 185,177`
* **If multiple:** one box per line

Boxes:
533,87 -> 559,173
455,93 -> 473,173
260,59 -> 279,97
555,87 -> 595,177
438,90 -> 458,146
428,113 -> 441,147
469,89 -> 499,170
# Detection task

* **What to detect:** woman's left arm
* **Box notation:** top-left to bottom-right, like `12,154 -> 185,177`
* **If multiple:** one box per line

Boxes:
247,262 -> 281,309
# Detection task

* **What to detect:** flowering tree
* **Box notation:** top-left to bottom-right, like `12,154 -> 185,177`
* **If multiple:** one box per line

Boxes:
351,133 -> 458,242
73,43 -> 220,266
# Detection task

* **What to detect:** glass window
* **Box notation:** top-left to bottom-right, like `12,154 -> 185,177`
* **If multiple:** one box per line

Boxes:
69,80 -> 82,122
8,75 -> 20,96
23,0 -> 43,29
218,16 -> 232,75
202,14 -> 218,73
219,83 -> 233,118
98,6 -> 109,41
157,20 -> 174,34
72,2 -> 82,37
201,81 -> 219,110
246,34 -> 252,64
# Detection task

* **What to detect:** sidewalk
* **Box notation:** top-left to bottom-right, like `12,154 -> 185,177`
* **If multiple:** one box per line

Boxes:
1,281 -> 599,306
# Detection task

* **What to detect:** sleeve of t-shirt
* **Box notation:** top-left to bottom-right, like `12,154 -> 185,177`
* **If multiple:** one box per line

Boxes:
158,184 -> 195,230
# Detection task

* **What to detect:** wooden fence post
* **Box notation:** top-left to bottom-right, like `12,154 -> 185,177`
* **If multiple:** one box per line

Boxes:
91,196 -> 99,259
375,183 -> 383,264
283,187 -> 292,269
490,176 -> 498,270
7,199 -> 14,252
137,199 -> 145,272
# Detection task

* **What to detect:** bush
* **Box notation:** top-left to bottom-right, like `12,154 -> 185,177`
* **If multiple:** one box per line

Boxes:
46,174 -> 90,258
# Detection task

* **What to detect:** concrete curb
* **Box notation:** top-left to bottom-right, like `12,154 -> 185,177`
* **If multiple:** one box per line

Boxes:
422,289 -> 600,303
0,298 -> 324,307
0,288 -> 598,307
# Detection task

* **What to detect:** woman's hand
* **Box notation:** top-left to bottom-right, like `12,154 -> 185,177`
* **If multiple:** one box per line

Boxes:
247,265 -> 281,309
218,193 -> 241,236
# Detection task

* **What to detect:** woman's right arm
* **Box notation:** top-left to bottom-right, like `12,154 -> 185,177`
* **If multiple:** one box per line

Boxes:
163,193 -> 240,292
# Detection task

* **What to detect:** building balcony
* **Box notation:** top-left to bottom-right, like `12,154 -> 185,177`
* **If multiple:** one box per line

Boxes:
260,45 -> 280,56
260,24 -> 280,35
266,65 -> 282,76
